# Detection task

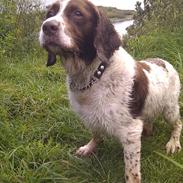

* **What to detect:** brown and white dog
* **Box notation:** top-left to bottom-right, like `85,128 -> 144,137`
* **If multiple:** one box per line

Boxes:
39,0 -> 182,182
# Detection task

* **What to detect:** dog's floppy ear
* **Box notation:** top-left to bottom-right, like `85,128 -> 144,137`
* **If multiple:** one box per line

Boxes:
46,52 -> 56,66
94,10 -> 121,62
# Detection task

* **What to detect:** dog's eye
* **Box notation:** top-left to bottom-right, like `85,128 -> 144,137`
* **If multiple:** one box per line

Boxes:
74,10 -> 83,17
46,11 -> 55,18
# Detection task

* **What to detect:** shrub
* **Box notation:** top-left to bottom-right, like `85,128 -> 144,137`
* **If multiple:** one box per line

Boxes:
0,0 -> 44,58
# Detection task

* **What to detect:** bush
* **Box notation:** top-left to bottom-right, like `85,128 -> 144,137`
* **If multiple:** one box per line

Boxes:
128,0 -> 183,36
0,0 -> 44,58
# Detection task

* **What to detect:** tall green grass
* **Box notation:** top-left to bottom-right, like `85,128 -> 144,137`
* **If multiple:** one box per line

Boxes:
0,29 -> 183,182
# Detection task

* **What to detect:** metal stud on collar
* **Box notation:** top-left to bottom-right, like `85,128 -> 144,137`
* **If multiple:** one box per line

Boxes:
100,65 -> 105,70
94,63 -> 106,79
70,62 -> 107,91
97,71 -> 102,76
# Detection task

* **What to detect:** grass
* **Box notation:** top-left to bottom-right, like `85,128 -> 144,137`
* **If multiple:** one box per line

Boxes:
1,30 -> 183,183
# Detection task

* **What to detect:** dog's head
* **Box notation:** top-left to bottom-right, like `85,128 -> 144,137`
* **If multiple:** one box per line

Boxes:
39,0 -> 121,66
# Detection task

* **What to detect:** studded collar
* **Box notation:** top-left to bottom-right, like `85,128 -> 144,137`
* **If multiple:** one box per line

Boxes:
70,62 -> 108,91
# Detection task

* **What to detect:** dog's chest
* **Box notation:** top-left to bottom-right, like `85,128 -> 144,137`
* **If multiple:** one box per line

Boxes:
68,80 -> 132,135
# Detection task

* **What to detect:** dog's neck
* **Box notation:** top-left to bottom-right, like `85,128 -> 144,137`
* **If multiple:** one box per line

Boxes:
61,53 -> 109,91
60,47 -> 135,91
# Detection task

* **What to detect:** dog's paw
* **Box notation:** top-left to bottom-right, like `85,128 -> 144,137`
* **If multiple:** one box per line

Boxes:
166,138 -> 181,154
75,145 -> 95,157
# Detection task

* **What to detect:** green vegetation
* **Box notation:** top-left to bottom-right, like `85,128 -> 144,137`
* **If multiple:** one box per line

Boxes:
0,0 -> 43,58
128,0 -> 183,36
0,0 -> 183,182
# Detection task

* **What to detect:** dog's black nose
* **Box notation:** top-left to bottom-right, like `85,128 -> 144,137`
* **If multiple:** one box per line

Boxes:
42,20 -> 59,36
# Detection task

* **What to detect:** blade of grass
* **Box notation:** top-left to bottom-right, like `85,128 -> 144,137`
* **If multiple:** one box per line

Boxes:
154,151 -> 183,169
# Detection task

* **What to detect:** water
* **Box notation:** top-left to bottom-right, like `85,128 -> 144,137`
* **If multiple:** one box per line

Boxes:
113,20 -> 134,35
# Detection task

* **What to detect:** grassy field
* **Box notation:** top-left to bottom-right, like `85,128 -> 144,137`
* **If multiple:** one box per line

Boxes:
1,30 -> 183,183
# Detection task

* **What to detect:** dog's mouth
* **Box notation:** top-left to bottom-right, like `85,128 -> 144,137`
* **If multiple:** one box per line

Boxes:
43,40 -> 67,53
43,39 -> 79,66
43,38 -> 78,56
40,33 -> 81,66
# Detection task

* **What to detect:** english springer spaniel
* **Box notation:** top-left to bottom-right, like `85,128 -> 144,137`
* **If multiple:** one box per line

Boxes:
39,0 -> 182,182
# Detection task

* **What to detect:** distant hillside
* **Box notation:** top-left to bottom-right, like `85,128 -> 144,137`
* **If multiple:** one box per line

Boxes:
98,6 -> 135,22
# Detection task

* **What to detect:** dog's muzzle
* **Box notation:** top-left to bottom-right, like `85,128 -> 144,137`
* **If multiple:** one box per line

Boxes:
42,20 -> 59,36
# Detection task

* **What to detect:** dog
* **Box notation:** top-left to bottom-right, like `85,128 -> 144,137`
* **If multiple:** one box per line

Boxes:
39,0 -> 182,182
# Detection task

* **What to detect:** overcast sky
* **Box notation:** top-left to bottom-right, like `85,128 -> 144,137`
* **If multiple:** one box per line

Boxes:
44,0 -> 143,10
89,0 -> 143,10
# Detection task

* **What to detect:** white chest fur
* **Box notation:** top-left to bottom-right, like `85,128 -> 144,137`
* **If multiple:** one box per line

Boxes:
68,47 -> 136,135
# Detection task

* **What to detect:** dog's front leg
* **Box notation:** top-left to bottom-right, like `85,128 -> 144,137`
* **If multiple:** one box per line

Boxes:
76,134 -> 102,156
118,119 -> 143,183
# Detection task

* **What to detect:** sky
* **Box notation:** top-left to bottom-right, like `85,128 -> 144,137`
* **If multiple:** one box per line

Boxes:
44,0 -> 143,10
89,0 -> 143,10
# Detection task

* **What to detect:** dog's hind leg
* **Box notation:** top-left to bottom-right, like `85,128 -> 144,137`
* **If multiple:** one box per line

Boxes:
164,103 -> 182,154
118,119 -> 143,183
